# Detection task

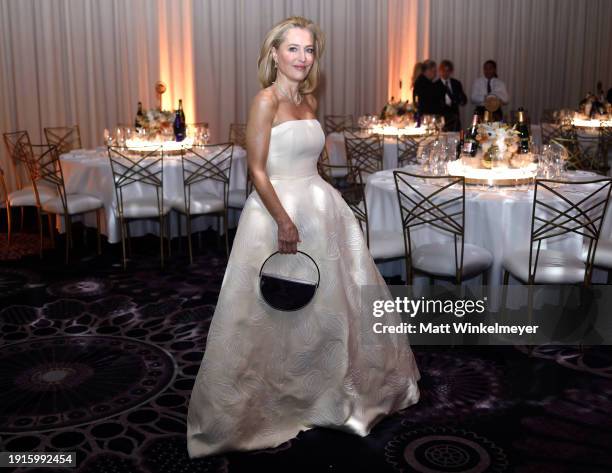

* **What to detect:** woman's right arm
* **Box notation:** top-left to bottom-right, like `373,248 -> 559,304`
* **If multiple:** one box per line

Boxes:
246,90 -> 300,254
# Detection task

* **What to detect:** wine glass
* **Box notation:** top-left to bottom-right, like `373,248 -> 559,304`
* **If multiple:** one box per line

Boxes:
103,128 -> 113,146
115,127 -> 125,148
417,145 -> 431,172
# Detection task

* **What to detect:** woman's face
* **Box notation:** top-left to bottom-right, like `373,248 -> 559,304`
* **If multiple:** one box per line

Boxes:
273,27 -> 314,83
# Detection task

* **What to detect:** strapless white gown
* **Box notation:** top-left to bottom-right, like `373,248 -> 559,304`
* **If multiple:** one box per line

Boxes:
187,119 -> 420,457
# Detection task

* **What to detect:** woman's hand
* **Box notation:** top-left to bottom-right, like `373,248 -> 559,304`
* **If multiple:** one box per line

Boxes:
277,218 -> 300,254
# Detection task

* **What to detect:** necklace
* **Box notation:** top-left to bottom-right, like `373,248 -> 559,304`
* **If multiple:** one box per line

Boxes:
274,81 -> 302,106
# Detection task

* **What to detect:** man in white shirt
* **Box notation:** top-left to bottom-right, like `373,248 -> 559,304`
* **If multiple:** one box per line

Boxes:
471,60 -> 509,121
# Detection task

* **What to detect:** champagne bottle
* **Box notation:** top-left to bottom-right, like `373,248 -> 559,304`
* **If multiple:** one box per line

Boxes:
456,130 -> 464,159
134,101 -> 144,129
178,99 -> 186,125
516,107 -> 530,154
173,110 -> 185,142
462,114 -> 479,157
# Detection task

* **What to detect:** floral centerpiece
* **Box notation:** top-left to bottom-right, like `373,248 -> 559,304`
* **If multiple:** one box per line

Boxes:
379,98 -> 415,121
475,122 -> 520,169
138,109 -> 174,135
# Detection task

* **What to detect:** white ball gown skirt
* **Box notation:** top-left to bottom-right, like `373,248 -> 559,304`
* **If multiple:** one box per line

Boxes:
187,119 -> 420,457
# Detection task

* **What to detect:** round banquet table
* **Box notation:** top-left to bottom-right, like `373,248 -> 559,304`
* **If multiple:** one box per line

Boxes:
326,131 -> 458,170
327,125 -> 545,171
365,165 -> 612,307
60,146 -> 247,244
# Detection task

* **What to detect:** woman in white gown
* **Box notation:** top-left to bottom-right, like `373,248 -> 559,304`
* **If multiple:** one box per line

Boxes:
187,16 -> 420,458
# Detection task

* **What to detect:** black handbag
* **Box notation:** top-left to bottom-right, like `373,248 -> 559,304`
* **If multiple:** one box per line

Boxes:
259,251 -> 320,311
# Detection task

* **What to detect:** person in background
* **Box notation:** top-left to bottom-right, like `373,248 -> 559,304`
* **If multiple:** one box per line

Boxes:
411,62 -> 423,91
471,60 -> 509,121
606,86 -> 612,105
438,59 -> 467,131
413,59 -> 444,116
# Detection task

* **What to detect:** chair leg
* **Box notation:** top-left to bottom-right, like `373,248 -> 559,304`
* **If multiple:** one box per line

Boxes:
159,214 -> 165,269
96,209 -> 101,255
20,206 -> 25,231
47,214 -> 55,248
6,204 -> 12,247
120,218 -> 127,270
167,213 -> 172,257
177,211 -> 182,252
126,222 -> 132,256
223,210 -> 229,257
186,214 -> 193,265
37,209 -> 44,258
65,214 -> 72,264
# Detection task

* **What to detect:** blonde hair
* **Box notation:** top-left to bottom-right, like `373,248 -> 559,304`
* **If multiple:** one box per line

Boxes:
258,16 -> 325,95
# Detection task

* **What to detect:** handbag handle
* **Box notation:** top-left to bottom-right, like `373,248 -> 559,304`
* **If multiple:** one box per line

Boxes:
259,250 -> 320,288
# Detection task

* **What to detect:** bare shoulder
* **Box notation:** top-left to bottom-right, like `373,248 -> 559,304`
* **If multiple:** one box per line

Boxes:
304,93 -> 318,113
251,88 -> 278,114
247,88 -> 279,130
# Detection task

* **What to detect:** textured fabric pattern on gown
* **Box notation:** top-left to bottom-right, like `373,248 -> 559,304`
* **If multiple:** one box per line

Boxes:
187,119 -> 420,457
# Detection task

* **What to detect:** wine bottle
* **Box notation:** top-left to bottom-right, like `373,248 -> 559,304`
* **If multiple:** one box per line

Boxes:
134,101 -> 144,129
414,95 -> 421,127
173,110 -> 185,142
516,107 -> 530,154
462,114 -> 479,157
456,130 -> 464,159
178,99 -> 186,125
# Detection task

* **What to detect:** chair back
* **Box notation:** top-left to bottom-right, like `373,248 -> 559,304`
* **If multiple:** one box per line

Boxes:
541,122 -> 576,145
344,128 -> 383,176
324,115 -> 353,134
107,146 -> 164,219
528,178 -> 612,284
396,135 -> 427,167
393,171 -> 466,281
0,165 -> 8,205
180,143 -> 234,213
3,130 -> 32,188
318,162 -> 369,243
228,123 -> 247,149
21,143 -> 67,210
44,125 -> 82,155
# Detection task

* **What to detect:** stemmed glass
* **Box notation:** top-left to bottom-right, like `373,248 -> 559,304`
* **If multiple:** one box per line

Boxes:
115,127 -> 125,148
417,145 -> 431,172
103,128 -> 113,146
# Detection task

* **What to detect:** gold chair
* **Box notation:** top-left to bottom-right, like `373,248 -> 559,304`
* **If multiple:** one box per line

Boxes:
225,123 -> 249,214
397,135 -> 429,167
393,171 -> 492,284
324,115 -> 353,135
0,166 -> 10,242
44,125 -> 82,155
344,128 -> 384,176
541,121 -> 576,146
228,123 -> 247,149
175,143 -> 234,263
28,143 -> 103,263
107,146 -> 170,269
3,131 -> 32,190
502,177 -> 612,286
2,131 -> 50,243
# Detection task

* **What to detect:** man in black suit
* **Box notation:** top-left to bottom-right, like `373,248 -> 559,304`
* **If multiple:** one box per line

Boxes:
438,60 -> 467,131
413,60 -> 445,117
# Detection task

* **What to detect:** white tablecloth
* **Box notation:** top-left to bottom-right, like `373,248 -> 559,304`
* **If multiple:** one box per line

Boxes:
365,165 -> 612,289
60,146 -> 247,243
326,132 -> 458,170
326,127 -> 545,172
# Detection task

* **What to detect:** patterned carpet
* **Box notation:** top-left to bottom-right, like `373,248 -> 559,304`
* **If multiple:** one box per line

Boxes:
1,231 -> 611,473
